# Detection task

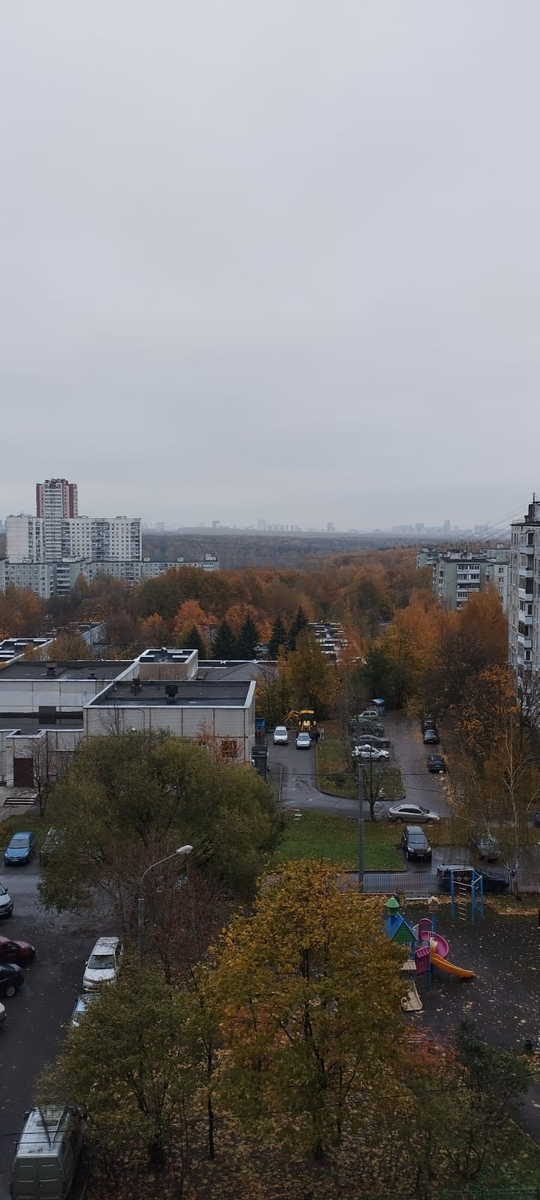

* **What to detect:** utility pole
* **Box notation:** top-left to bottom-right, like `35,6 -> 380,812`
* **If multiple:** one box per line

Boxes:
358,762 -> 364,890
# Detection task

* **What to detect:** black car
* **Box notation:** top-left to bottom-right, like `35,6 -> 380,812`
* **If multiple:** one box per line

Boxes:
437,865 -> 510,894
0,963 -> 24,998
427,755 -> 446,773
423,729 -> 440,745
401,825 -> 432,862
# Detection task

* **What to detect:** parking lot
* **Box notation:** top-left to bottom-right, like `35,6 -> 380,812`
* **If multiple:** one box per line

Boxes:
0,862 -> 102,1199
268,711 -> 450,826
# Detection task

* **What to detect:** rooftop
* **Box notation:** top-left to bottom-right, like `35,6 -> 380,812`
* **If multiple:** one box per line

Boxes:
139,648 -> 196,664
90,679 -> 252,708
0,661 -> 130,682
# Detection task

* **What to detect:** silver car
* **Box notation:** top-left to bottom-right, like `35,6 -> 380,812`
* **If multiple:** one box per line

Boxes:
273,726 -> 289,745
387,803 -> 440,824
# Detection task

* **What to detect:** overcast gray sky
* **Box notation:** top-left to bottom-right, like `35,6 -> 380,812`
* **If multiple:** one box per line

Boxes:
1,2 -> 539,531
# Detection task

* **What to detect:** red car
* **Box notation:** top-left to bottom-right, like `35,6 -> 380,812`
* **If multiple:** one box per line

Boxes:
0,936 -> 35,966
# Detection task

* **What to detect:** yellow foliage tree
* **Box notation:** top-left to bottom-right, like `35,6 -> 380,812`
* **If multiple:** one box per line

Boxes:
212,860 -> 405,1158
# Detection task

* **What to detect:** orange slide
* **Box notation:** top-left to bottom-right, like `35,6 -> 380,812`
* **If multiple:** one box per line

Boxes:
430,950 -> 475,980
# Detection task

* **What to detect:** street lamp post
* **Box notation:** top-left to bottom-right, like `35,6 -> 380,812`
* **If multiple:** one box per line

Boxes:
138,845 -> 193,962
358,762 -> 364,890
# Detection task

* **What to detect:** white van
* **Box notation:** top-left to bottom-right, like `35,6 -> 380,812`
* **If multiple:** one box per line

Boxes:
10,1106 -> 84,1200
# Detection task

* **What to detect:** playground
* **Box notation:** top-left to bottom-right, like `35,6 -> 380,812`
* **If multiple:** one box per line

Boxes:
386,890 -> 540,1140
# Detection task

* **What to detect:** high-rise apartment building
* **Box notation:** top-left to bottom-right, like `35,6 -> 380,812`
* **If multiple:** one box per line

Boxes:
6,515 -> 45,564
36,478 -> 78,561
508,497 -> 540,681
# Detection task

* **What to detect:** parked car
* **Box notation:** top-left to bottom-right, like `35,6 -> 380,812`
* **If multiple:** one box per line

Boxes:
0,1001 -> 6,1024
70,993 -> 98,1028
533,811 -> 540,827
427,755 -> 446,774
353,721 -> 385,738
387,803 -> 440,824
437,864 -> 510,893
354,735 -> 391,749
423,729 -> 440,745
0,882 -> 13,918
0,936 -> 35,966
296,732 -> 311,750
401,825 -> 432,862
4,831 -> 36,866
421,714 -> 437,732
359,709 -> 380,719
0,963 -> 24,998
83,936 -> 123,991
272,726 -> 289,745
470,833 -> 500,862
40,827 -> 64,865
353,745 -> 390,761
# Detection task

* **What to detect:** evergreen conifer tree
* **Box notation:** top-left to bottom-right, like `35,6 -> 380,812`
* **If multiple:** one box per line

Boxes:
267,615 -> 288,659
212,619 -> 237,659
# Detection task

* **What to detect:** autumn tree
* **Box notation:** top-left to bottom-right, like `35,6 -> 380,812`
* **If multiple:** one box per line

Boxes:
213,861 -> 405,1159
46,633 -> 93,660
140,612 -> 171,646
282,628 -> 337,716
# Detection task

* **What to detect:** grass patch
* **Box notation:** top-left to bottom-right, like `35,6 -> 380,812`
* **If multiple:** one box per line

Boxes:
277,811 -> 404,871
317,738 -> 404,801
0,812 -> 48,850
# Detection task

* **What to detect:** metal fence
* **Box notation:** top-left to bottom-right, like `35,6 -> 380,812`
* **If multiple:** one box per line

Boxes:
362,870 -> 540,895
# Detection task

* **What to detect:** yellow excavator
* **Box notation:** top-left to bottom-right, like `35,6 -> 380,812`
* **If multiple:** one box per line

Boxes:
284,709 -> 317,734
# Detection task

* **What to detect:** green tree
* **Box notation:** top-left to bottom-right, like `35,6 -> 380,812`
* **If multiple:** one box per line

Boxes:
213,860 -> 406,1159
39,732 -> 281,921
267,615 -> 288,659
236,614 -> 260,659
177,623 -> 208,657
283,628 -> 336,716
212,619 -> 237,659
38,967 -> 200,1174
287,605 -> 309,651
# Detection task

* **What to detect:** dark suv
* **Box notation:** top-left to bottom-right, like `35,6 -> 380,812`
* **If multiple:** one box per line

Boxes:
437,864 -> 509,893
401,825 -> 432,862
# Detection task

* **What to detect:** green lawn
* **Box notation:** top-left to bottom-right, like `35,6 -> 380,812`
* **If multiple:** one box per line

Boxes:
317,737 -> 404,802
277,811 -> 404,871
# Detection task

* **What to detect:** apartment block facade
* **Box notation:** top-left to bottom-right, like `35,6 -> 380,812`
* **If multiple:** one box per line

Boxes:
61,517 -> 142,561
6,515 -> 45,564
433,550 -> 510,612
508,499 -> 540,680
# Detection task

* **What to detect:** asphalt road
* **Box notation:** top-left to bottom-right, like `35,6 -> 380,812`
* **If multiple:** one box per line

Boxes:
268,711 -> 449,824
0,863 -> 102,1200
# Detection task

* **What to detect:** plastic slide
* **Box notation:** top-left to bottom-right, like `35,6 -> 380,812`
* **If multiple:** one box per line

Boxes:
430,949 -> 475,980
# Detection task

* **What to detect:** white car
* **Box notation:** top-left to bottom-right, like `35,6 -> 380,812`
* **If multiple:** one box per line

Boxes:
83,936 -> 123,992
353,745 -> 389,761
296,731 -> 312,750
359,709 -> 380,719
0,882 -> 13,918
387,803 -> 440,824
0,1001 -> 5,1023
273,726 -> 289,745
70,993 -> 99,1027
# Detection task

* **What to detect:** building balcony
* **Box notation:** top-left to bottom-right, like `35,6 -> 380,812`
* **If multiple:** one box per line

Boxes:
517,633 -> 532,649
519,569 -> 534,580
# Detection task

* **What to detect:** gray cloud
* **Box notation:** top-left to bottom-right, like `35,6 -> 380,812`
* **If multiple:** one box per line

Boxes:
1,1 -> 539,530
